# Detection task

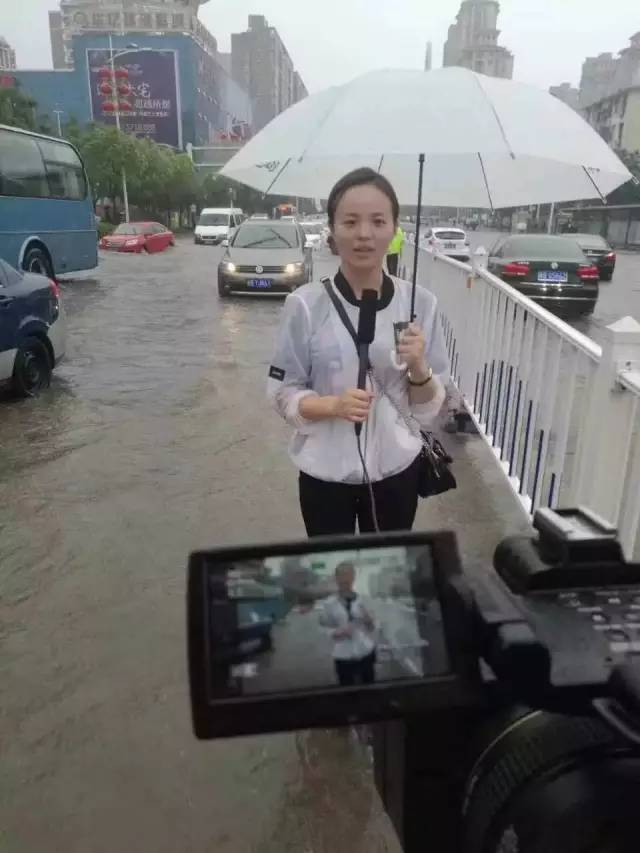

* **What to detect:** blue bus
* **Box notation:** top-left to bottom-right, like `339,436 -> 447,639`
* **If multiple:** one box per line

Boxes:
0,124 -> 97,278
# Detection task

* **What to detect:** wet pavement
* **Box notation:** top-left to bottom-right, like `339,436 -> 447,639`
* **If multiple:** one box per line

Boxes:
0,235 -> 552,852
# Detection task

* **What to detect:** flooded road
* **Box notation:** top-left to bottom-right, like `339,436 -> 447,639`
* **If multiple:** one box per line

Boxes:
4,231 -> 624,851
0,240 -> 402,853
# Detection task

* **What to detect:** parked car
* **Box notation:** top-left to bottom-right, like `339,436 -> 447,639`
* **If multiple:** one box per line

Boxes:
0,258 -> 65,397
218,220 -> 314,297
487,235 -> 600,316
571,233 -> 616,281
423,227 -> 470,260
194,207 -> 245,245
100,222 -> 175,254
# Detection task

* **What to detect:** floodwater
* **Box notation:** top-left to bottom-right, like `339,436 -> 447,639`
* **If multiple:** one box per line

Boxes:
0,240 -> 402,853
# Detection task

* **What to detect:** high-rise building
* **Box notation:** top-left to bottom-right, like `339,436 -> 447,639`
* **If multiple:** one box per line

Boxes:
231,15 -> 306,131
0,36 -> 17,70
549,82 -> 580,112
579,33 -> 640,108
424,41 -> 433,71
48,0 -> 216,69
443,0 -> 514,79
49,12 -> 67,69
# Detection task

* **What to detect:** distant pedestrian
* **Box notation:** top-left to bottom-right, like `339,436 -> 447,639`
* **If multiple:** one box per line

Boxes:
386,224 -> 404,277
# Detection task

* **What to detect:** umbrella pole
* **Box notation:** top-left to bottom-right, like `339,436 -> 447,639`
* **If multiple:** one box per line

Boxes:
410,153 -> 426,321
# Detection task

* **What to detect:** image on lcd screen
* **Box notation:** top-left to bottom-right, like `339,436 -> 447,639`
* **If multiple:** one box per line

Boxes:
204,544 -> 450,699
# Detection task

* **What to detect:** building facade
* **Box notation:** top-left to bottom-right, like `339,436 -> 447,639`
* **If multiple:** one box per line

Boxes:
49,0 -> 216,69
583,87 -> 640,152
231,15 -> 307,132
0,36 -> 17,71
443,0 -> 513,79
580,34 -> 640,108
549,82 -> 580,112
13,31 -> 252,148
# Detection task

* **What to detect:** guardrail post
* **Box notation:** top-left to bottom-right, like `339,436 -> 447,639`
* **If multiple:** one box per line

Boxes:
574,316 -> 640,525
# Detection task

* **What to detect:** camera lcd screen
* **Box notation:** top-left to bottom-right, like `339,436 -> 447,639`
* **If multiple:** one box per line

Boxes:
201,543 -> 451,701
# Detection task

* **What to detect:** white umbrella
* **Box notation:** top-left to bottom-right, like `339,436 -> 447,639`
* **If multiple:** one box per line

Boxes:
222,67 -> 633,208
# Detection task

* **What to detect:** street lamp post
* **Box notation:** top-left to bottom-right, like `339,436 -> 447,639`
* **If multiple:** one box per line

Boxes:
108,32 -> 130,223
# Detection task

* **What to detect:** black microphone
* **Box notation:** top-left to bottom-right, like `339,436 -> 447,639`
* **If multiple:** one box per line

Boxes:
355,289 -> 378,437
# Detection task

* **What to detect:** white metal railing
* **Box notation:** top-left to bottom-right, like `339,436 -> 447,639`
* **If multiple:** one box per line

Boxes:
401,243 -> 640,560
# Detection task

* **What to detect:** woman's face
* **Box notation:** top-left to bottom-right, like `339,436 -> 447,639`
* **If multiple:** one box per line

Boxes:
331,184 -> 396,273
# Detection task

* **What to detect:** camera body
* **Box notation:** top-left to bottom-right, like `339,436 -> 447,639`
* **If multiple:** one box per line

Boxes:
376,508 -> 640,853
187,507 -> 640,853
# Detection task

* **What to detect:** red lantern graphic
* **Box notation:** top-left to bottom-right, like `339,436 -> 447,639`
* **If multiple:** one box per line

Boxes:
97,66 -> 112,78
99,81 -> 113,95
102,100 -> 117,113
117,82 -> 132,96
115,67 -> 129,79
118,100 -> 133,112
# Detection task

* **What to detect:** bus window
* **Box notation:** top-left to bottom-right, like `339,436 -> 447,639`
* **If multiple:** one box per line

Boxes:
0,128 -> 48,198
37,139 -> 87,201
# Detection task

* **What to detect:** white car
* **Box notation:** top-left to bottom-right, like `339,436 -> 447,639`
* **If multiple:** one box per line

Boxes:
423,227 -> 470,261
301,221 -> 324,250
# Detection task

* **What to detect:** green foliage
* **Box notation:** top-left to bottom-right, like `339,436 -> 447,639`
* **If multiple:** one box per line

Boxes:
97,221 -> 115,238
62,122 -> 198,220
0,85 -> 38,131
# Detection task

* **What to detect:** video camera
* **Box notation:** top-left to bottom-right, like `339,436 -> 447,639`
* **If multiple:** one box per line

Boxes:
187,508 -> 640,853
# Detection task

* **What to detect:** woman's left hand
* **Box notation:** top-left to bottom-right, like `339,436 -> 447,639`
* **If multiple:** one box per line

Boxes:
397,323 -> 427,373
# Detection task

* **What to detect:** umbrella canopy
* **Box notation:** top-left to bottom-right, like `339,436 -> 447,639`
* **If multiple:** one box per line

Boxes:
221,67 -> 633,208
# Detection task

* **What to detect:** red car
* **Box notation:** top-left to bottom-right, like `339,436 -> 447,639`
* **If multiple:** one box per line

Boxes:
99,222 -> 175,254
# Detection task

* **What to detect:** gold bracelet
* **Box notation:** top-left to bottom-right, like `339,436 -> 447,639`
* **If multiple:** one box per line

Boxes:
408,366 -> 433,387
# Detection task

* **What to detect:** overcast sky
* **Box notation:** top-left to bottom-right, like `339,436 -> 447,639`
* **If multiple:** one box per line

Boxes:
4,0 -> 639,93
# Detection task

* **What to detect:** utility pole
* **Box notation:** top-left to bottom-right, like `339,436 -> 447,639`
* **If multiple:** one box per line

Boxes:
109,31 -> 130,223
53,109 -> 64,137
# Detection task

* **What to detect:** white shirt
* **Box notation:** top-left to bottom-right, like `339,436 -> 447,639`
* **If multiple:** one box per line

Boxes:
266,274 -> 449,484
318,594 -> 376,661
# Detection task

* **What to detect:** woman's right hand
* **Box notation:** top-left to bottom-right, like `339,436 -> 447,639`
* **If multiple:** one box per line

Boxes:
333,389 -> 374,423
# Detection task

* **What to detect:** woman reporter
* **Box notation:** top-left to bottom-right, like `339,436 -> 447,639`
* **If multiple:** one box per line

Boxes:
267,168 -> 449,537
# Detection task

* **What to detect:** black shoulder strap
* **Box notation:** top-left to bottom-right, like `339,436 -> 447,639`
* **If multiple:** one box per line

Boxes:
322,277 -> 358,355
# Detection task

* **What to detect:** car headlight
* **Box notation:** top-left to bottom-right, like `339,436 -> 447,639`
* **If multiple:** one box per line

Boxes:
224,261 -> 237,273
285,262 -> 304,274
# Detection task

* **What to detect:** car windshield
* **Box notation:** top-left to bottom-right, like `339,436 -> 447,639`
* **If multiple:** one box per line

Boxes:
434,230 -> 466,240
232,224 -> 299,249
504,237 -> 585,261
198,213 -> 228,226
113,224 -> 144,235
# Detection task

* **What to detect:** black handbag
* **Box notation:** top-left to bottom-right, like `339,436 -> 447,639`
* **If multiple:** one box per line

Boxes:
321,278 -> 456,499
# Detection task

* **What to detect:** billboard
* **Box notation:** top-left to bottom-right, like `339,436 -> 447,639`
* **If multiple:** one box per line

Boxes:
87,49 -> 182,148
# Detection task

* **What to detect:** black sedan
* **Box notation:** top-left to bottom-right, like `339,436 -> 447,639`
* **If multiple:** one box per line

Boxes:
572,233 -> 616,281
487,235 -> 599,317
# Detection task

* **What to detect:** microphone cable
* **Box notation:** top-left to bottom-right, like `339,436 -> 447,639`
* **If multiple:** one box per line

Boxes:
356,409 -> 380,534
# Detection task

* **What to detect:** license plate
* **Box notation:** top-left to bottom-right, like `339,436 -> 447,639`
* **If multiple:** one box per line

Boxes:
444,242 -> 456,249
248,278 -> 272,289
538,270 -> 568,283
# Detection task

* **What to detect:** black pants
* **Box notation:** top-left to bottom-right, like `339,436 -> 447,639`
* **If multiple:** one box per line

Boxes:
387,253 -> 399,276
335,651 -> 376,686
299,455 -> 421,537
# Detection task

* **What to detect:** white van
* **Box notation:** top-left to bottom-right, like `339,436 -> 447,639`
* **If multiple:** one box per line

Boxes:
194,208 -> 245,245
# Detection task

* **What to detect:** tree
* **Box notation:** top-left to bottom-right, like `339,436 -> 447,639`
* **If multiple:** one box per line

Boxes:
0,85 -> 38,131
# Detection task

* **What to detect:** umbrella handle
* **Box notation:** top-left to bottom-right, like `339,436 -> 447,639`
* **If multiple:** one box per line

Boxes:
390,349 -> 408,371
